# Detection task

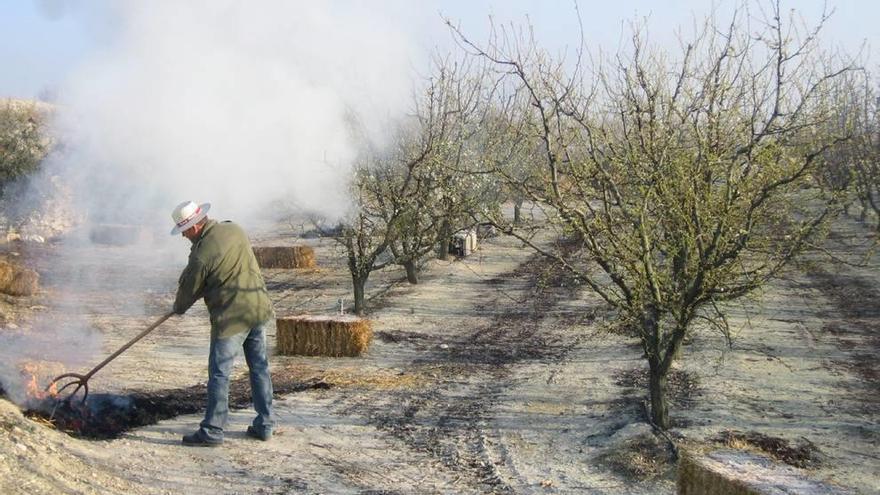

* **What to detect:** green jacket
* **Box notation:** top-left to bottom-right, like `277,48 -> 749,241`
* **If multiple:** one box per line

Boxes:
173,219 -> 273,339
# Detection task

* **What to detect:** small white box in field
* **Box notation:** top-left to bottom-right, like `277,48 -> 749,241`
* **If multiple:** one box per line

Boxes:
451,228 -> 478,257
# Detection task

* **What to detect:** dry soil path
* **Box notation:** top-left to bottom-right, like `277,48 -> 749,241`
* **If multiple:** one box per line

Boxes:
1,217 -> 878,494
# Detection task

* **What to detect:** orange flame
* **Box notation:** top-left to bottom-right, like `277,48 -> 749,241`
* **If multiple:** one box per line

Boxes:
19,362 -> 59,402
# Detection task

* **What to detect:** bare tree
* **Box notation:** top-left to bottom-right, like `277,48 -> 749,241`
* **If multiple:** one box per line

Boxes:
331,126 -> 434,314
338,166 -> 399,315
454,3 -> 856,429
420,54 -> 500,262
327,54 -> 483,309
812,68 -> 875,222
368,52 -> 496,285
848,76 -> 880,228
374,128 -> 438,285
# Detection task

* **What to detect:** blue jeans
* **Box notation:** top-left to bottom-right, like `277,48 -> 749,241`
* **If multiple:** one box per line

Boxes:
199,322 -> 274,441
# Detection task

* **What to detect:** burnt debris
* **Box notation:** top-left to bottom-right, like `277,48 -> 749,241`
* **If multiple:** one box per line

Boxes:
11,371 -> 330,439
713,430 -> 824,468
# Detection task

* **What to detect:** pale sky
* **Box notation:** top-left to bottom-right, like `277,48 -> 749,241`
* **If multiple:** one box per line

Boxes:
0,0 -> 876,99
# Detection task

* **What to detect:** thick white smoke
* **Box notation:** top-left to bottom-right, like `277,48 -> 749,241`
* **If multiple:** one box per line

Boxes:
51,0 -> 420,228
0,0 -> 430,403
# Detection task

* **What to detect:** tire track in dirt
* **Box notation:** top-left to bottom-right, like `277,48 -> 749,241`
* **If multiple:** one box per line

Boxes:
805,265 -> 880,415
341,252 -> 590,493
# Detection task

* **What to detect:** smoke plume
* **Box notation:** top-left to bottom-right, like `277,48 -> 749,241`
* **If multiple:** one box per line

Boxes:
0,0 -> 426,402
51,0 -> 419,227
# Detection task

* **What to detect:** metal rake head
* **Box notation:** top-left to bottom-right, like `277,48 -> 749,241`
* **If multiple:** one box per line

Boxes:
46,372 -> 90,404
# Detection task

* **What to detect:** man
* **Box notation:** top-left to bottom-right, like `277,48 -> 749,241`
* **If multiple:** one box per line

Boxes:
170,200 -> 275,446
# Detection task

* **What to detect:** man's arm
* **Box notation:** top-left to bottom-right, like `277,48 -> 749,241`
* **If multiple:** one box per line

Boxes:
173,256 -> 207,314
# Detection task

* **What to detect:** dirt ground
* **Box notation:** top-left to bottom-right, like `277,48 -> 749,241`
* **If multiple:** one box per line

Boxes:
0,213 -> 878,494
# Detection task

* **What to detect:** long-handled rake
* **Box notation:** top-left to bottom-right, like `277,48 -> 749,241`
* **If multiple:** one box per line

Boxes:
46,311 -> 175,404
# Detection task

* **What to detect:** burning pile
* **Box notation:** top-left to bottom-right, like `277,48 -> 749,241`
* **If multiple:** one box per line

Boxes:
252,246 -> 316,269
0,257 -> 39,296
276,315 -> 372,357
19,361 -> 61,402
25,392 -> 137,439
2,360 -> 66,408
11,365 -> 331,439
6,361 -> 134,438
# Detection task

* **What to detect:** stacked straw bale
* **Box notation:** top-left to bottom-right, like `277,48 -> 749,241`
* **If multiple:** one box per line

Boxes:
678,450 -> 851,495
276,315 -> 371,357
89,224 -> 144,246
253,246 -> 316,269
0,258 -> 39,296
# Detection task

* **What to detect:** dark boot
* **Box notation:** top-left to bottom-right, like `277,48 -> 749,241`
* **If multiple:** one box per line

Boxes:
246,425 -> 272,441
182,430 -> 223,447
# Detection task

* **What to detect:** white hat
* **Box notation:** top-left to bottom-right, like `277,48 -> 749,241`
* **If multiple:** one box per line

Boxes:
170,201 -> 211,235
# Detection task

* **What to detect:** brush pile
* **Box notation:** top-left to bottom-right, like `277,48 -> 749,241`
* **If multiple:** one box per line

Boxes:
276,315 -> 372,357
252,246 -> 316,269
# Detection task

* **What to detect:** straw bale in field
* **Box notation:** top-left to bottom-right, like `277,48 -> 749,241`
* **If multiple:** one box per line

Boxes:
253,246 -> 316,269
677,450 -> 851,495
0,259 -> 13,287
6,269 -> 39,296
0,258 -> 39,296
89,224 -> 144,246
277,315 -> 371,357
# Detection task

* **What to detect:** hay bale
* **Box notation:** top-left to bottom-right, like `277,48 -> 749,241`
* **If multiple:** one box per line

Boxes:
0,258 -> 39,296
253,246 -> 316,269
89,224 -> 144,246
0,259 -> 14,287
276,315 -> 371,357
6,269 -> 39,296
678,450 -> 853,495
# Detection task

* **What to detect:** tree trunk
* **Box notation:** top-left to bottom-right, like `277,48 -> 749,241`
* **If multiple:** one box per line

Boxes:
642,303 -> 670,429
403,259 -> 419,284
352,274 -> 367,315
513,200 -> 523,224
437,219 -> 451,261
649,363 -> 670,430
